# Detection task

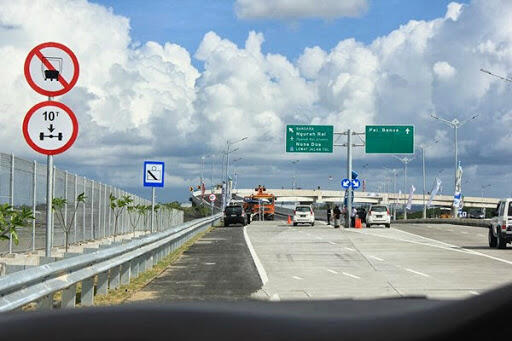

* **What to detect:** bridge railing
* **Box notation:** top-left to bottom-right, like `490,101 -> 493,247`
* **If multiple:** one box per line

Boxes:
0,152 -> 184,255
0,214 -> 221,312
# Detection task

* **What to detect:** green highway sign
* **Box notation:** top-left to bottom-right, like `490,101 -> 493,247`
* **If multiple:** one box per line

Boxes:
365,125 -> 414,154
286,125 -> 333,153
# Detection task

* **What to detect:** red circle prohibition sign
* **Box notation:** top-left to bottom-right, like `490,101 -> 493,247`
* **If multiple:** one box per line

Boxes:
22,101 -> 79,155
24,42 -> 79,97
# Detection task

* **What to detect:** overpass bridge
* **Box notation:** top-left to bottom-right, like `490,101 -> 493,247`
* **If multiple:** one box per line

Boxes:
194,188 -> 499,209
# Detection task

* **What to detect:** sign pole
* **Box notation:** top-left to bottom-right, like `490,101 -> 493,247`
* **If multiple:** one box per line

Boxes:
151,187 -> 155,233
46,153 -> 53,257
346,129 -> 352,229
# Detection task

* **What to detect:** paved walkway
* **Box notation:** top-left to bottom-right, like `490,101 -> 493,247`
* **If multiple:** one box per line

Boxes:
128,225 -> 262,303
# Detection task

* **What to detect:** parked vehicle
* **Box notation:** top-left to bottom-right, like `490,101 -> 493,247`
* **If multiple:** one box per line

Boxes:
293,205 -> 315,226
366,205 -> 391,228
489,199 -> 512,249
469,209 -> 485,219
223,204 -> 247,227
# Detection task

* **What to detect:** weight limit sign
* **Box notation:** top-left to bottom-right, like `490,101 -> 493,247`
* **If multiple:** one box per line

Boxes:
22,101 -> 78,155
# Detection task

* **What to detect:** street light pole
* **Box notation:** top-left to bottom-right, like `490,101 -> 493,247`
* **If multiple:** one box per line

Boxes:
393,156 -> 415,220
224,137 -> 248,207
418,139 -> 439,219
431,113 -> 478,218
291,160 -> 299,189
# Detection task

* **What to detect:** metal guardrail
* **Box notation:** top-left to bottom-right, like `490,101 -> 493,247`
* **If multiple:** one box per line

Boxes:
391,218 -> 491,228
0,214 -> 221,312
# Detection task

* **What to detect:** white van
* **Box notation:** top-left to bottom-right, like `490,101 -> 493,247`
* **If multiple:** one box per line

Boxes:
293,205 -> 315,226
366,205 -> 391,228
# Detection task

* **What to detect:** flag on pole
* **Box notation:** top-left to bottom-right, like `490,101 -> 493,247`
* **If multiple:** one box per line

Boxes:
453,162 -> 463,209
406,185 -> 416,210
427,177 -> 442,208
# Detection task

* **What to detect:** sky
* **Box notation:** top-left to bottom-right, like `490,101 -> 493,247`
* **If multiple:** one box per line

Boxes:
2,0 -> 512,203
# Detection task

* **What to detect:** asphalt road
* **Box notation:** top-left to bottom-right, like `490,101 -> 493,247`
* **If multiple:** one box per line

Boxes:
128,223 -> 262,303
247,221 -> 512,300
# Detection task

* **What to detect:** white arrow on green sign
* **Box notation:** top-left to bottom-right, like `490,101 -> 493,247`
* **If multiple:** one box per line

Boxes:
365,125 -> 414,154
286,125 -> 333,153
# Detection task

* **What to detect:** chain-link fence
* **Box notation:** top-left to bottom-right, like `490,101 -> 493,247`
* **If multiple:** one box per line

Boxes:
0,153 -> 184,255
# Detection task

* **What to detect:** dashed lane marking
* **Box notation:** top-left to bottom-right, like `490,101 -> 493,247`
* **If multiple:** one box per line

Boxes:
369,255 -> 384,262
342,272 -> 360,279
405,268 -> 430,278
326,269 -> 338,274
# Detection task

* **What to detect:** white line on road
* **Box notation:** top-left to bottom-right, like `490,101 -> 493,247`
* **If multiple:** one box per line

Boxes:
315,236 -> 323,240
326,269 -> 338,274
369,255 -> 384,262
342,272 -> 360,279
345,247 -> 356,252
469,291 -> 479,295
243,226 -> 269,285
461,231 -> 468,234
328,241 -> 336,245
292,276 -> 303,280
350,228 -> 512,266
405,268 -> 430,278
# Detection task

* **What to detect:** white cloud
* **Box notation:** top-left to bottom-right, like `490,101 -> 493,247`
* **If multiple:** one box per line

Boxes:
234,0 -> 368,19
433,61 -> 457,80
2,0 -> 512,200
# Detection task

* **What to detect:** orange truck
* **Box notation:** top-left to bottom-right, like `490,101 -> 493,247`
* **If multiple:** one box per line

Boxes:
243,185 -> 275,221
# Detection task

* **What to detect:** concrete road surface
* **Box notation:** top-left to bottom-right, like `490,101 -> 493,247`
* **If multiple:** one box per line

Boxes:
247,221 -> 512,300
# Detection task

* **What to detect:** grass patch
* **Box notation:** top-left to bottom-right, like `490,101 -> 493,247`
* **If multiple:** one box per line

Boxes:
92,226 -> 215,306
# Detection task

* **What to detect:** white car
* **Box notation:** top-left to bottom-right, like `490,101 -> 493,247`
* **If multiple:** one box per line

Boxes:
366,205 -> 391,228
293,205 -> 315,226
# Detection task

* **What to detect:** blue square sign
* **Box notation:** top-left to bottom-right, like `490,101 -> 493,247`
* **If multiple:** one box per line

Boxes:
143,161 -> 165,187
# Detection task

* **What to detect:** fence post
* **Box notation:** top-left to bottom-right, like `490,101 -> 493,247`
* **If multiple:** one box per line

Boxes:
108,186 -> 112,236
73,174 -> 77,243
82,177 -> 86,241
64,170 -> 68,245
90,180 -> 94,240
9,154 -> 14,254
103,184 -> 107,238
32,160 -> 37,252
98,182 -> 102,239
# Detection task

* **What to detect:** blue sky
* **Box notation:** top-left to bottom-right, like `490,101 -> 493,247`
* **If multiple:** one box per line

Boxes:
92,0 -> 469,67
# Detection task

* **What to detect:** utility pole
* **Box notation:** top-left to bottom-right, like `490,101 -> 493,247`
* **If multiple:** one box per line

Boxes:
393,155 -> 415,220
431,113 -> 478,218
224,137 -> 247,208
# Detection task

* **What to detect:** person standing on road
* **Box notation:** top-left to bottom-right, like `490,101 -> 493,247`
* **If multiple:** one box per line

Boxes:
333,205 -> 341,228
326,205 -> 332,225
350,207 -> 357,228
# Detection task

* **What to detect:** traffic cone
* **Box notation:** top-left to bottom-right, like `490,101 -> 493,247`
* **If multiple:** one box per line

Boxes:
287,215 -> 292,224
355,218 -> 362,229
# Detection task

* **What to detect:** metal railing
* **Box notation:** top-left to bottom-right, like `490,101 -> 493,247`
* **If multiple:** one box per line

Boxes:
0,214 -> 221,312
0,152 -> 184,254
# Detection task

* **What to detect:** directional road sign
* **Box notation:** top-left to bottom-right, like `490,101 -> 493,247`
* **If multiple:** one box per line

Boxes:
341,178 -> 351,189
22,101 -> 78,155
24,42 -> 79,97
209,194 -> 216,202
365,125 -> 414,154
352,179 -> 361,189
143,161 -> 165,187
286,125 -> 333,153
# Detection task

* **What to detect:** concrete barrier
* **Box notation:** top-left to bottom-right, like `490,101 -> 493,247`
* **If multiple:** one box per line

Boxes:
391,218 -> 491,228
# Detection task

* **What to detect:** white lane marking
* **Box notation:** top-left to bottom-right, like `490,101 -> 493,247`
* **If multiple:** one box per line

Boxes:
405,268 -> 430,278
345,247 -> 356,252
477,234 -> 485,237
328,241 -> 336,245
326,269 -> 338,274
270,293 -> 281,301
342,272 -> 360,279
292,275 -> 303,280
469,291 -> 479,295
461,231 -> 468,234
243,226 -> 269,285
315,236 -> 323,240
204,262 -> 216,265
350,228 -> 512,266
369,255 -> 384,262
